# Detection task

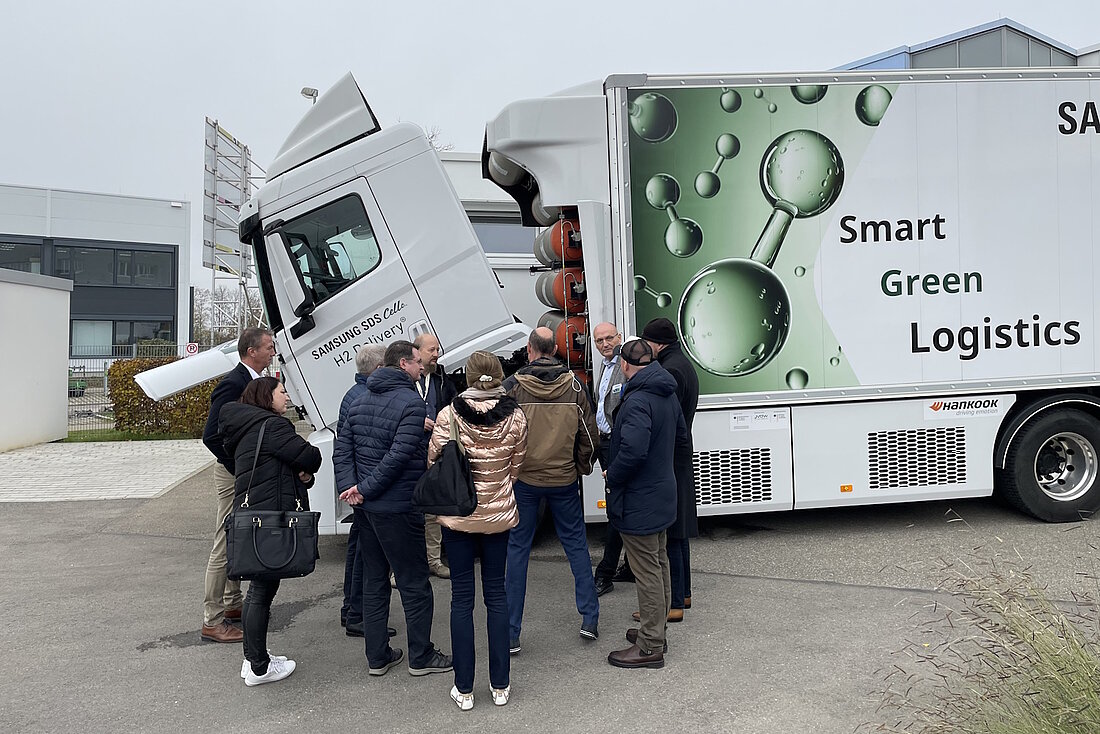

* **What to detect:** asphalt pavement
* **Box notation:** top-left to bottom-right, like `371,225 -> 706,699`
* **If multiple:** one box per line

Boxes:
3,456 -> 1099,733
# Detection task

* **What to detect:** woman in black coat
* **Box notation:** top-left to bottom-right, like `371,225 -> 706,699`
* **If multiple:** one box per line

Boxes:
219,376 -> 322,687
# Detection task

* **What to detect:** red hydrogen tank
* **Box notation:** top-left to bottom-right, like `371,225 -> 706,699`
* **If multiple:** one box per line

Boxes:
535,267 -> 586,312
537,310 -> 588,364
533,219 -> 583,266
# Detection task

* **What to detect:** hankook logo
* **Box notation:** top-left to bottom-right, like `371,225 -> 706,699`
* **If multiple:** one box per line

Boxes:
930,399 -> 1000,411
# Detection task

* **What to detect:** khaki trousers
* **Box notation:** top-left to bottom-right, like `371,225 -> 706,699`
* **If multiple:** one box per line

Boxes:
424,514 -> 444,568
620,530 -> 671,653
203,463 -> 243,625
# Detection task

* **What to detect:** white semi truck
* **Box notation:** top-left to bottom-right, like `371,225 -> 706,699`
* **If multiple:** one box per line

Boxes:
139,68 -> 1100,533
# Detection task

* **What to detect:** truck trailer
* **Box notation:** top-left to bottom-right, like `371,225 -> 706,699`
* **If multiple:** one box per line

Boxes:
138,68 -> 1100,533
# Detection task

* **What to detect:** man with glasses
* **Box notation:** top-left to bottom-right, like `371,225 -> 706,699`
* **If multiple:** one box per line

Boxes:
590,323 -> 629,597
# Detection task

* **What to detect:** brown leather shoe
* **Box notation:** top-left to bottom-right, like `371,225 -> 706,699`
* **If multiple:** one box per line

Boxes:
608,643 -> 664,669
626,628 -> 668,653
201,621 -> 244,643
631,608 -> 684,623
684,596 -> 692,609
224,607 -> 242,621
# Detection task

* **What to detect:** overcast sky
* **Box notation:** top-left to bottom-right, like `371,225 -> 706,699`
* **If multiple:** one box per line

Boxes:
3,0 -> 1099,285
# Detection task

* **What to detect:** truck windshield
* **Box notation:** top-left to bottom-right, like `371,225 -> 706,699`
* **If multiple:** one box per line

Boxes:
280,194 -> 382,306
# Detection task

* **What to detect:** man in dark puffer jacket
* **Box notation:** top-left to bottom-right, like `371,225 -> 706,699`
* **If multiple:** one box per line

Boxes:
337,344 -> 387,637
603,339 -> 687,671
334,340 -> 453,678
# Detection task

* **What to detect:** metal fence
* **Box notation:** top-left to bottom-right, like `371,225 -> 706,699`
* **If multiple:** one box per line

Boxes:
68,343 -> 212,436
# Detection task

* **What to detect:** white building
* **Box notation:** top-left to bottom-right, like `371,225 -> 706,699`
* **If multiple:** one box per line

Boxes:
0,185 -> 190,356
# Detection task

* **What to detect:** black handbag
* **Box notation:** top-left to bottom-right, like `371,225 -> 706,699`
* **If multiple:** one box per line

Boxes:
412,414 -> 477,516
225,419 -> 321,581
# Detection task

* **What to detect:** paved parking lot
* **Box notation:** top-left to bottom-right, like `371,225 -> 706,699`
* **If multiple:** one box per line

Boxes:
0,439 -> 211,501
2,446 -> 1099,733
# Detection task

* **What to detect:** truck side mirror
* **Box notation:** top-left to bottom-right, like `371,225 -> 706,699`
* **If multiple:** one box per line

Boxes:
292,280 -> 315,318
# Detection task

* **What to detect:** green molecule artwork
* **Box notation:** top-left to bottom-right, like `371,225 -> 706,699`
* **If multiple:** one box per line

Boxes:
645,173 -> 703,258
679,128 -> 845,376
719,88 -> 742,113
791,85 -> 828,104
752,88 -> 778,114
627,81 -> 896,394
784,368 -> 809,390
694,133 -> 740,199
634,274 -> 673,309
629,92 -> 678,143
855,85 -> 892,126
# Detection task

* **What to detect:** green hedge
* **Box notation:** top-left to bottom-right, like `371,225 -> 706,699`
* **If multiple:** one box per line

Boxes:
107,357 -> 218,437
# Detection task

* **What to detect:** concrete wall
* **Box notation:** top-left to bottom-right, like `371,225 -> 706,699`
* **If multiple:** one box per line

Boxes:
0,269 -> 72,450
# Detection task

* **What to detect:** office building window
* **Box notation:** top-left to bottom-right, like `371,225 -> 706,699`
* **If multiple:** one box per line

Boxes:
131,321 -> 173,342
471,218 -> 533,254
0,242 -> 43,274
72,320 -> 114,356
117,251 -> 132,285
133,251 -> 172,287
55,245 -> 174,286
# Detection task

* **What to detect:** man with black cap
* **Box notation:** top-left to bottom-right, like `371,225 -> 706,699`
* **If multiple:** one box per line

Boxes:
640,317 -> 699,623
604,339 -> 687,669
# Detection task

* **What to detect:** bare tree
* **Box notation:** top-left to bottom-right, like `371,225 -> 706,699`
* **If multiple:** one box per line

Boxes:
191,286 -> 267,345
425,125 -> 455,152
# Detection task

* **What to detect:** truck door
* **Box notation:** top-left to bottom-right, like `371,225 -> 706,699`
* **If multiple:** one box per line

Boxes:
263,178 -> 432,431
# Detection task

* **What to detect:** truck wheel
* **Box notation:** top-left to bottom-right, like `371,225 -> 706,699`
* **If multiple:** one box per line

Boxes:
999,408 -> 1100,522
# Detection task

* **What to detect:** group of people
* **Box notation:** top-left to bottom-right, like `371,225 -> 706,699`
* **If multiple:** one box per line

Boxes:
196,317 -> 700,707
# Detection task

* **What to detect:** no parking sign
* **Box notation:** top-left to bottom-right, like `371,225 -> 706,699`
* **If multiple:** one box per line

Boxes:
184,342 -> 199,357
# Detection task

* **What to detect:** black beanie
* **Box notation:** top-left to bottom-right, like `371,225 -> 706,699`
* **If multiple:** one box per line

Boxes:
641,317 -> 678,345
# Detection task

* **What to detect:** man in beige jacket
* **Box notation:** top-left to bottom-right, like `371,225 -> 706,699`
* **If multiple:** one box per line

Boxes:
503,327 -> 600,653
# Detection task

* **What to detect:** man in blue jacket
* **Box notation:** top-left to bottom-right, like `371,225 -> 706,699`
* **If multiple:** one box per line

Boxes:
603,339 -> 688,669
334,340 -> 452,678
336,344 -> 386,637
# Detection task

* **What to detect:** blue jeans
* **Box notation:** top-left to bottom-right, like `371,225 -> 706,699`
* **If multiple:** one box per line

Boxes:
442,526 -> 510,694
506,480 -> 599,641
358,510 -> 437,668
341,511 -> 364,625
668,537 -> 691,609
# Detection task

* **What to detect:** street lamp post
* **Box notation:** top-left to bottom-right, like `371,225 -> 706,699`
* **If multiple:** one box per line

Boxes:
300,87 -> 318,105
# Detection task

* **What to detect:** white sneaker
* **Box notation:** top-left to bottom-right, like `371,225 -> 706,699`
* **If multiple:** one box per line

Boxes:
244,657 -> 296,686
240,652 -> 288,679
450,685 -> 474,711
490,684 -> 510,706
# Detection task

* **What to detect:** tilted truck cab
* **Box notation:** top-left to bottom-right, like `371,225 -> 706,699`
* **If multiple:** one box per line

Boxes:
234,74 -> 528,532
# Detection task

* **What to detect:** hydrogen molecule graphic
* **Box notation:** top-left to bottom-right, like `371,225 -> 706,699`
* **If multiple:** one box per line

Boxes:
694,133 -> 741,199
855,85 -> 892,126
719,88 -> 742,113
634,274 -> 673,308
629,92 -> 678,143
679,127 -> 845,377
645,173 -> 703,258
791,85 -> 828,104
753,88 -> 778,114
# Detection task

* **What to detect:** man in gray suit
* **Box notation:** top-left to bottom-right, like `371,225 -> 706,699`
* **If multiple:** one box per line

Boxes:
590,322 -> 628,596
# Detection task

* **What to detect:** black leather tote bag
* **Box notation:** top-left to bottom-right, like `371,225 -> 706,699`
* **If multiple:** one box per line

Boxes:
412,416 -> 477,517
225,420 -> 321,581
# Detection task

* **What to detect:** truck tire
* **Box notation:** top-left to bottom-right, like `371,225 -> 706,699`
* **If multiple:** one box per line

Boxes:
999,408 -> 1100,522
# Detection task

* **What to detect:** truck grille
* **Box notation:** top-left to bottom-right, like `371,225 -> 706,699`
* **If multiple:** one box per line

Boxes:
867,427 -> 967,489
693,449 -> 773,504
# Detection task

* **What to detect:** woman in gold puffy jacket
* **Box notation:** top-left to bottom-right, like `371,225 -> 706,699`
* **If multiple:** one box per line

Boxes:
428,350 -> 527,711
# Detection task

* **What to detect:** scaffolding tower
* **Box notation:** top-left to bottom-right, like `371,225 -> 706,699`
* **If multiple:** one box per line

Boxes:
202,117 -> 266,344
